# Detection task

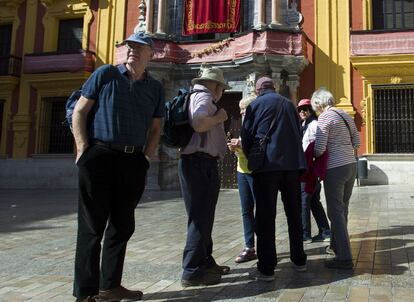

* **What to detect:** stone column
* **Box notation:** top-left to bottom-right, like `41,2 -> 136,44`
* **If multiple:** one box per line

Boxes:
254,0 -> 266,30
269,0 -> 282,28
245,72 -> 260,96
145,0 -> 154,33
156,0 -> 166,36
271,72 -> 284,92
287,78 -> 300,104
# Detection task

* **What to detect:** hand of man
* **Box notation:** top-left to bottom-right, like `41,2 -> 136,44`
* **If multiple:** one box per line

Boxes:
75,146 -> 88,164
227,138 -> 240,152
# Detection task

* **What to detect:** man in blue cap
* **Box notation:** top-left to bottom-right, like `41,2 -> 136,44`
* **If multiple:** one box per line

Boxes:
72,32 -> 164,302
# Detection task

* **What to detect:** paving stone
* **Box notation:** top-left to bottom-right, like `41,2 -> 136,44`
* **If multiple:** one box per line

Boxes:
1,185 -> 414,301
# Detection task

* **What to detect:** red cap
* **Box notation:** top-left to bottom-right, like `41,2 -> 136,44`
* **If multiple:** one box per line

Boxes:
255,77 -> 274,92
297,99 -> 311,108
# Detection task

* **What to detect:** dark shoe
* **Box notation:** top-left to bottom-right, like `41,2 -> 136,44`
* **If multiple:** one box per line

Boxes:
206,264 -> 230,275
181,272 -> 221,287
98,285 -> 143,301
312,230 -> 331,242
75,297 -> 98,302
292,263 -> 307,272
248,270 -> 275,282
303,235 -> 312,244
235,248 -> 257,263
325,258 -> 353,269
325,246 -> 336,256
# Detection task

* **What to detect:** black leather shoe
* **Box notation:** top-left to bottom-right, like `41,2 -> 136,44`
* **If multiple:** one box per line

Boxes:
325,258 -> 353,269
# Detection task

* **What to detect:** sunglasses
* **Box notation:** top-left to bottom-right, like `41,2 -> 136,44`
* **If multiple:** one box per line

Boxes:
298,108 -> 310,113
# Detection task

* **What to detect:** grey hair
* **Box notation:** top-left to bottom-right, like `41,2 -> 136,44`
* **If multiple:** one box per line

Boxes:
239,94 -> 256,110
311,87 -> 336,111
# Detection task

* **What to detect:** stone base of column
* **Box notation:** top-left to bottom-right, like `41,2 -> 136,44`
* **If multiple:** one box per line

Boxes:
155,31 -> 167,38
268,22 -> 282,29
253,23 -> 267,31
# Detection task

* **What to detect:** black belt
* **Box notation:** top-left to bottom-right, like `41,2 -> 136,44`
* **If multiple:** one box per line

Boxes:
182,152 -> 218,160
91,139 -> 143,154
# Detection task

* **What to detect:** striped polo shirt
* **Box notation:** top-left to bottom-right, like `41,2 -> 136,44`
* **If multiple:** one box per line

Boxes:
314,107 -> 361,169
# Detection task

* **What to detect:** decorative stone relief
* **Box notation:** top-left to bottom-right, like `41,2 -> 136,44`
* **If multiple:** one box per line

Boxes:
360,96 -> 368,126
285,0 -> 303,30
390,76 -> 403,84
134,0 -> 147,33
246,73 -> 258,96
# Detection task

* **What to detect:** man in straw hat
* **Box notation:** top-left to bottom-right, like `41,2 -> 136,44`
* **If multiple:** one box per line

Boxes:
179,66 -> 231,287
241,76 -> 307,282
72,31 -> 164,302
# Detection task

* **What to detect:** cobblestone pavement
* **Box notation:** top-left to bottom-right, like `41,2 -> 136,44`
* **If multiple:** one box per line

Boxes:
1,185 -> 414,302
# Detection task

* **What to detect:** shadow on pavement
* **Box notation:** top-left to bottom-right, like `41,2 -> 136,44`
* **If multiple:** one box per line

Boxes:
0,189 -> 182,233
145,226 -> 414,301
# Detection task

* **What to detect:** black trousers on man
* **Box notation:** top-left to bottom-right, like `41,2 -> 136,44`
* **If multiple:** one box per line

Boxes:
178,153 -> 220,280
252,170 -> 307,276
73,144 -> 148,298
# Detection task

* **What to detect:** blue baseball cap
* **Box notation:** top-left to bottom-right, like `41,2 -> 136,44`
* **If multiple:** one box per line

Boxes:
120,32 -> 154,50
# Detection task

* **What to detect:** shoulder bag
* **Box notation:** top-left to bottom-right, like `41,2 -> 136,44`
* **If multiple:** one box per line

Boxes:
247,112 -> 278,172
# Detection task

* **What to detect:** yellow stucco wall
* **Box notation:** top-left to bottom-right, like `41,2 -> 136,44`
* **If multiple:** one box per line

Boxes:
315,0 -> 354,115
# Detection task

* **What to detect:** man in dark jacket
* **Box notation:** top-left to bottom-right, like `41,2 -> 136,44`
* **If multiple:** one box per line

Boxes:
241,77 -> 307,281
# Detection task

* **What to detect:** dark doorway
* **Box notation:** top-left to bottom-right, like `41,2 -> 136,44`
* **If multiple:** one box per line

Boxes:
218,92 -> 242,189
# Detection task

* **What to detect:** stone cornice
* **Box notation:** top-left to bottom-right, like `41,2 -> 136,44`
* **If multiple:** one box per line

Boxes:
351,54 -> 414,81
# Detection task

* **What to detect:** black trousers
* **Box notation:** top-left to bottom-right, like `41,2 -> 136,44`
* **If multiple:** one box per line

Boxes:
178,153 -> 220,280
252,170 -> 307,275
73,144 -> 148,298
301,181 -> 330,237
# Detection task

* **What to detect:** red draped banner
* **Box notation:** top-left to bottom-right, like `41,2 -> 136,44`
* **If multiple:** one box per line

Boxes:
183,0 -> 241,35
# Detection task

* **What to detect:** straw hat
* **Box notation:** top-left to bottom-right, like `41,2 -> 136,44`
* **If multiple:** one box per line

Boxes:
191,67 -> 231,90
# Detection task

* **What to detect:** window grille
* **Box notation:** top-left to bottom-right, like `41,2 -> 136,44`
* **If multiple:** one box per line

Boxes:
0,24 -> 12,75
373,85 -> 414,153
373,0 -> 414,30
38,98 -> 74,154
57,18 -> 83,52
0,100 -> 4,145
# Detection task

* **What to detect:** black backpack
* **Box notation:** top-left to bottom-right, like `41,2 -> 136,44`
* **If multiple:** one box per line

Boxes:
65,89 -> 82,133
161,88 -> 202,148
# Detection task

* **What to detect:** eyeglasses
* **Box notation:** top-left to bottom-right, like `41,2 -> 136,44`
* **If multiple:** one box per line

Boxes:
126,43 -> 145,51
298,108 -> 310,113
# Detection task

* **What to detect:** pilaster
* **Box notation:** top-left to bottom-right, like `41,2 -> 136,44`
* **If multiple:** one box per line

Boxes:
315,0 -> 353,114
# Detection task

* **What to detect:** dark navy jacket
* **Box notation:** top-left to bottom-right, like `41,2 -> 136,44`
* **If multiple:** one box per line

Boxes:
241,90 -> 307,173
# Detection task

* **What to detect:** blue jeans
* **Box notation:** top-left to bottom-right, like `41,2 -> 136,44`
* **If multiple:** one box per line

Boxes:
237,172 -> 255,248
301,181 -> 330,237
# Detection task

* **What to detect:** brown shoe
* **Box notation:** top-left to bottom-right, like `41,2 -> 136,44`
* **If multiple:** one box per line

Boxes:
206,264 -> 230,275
75,297 -> 98,302
98,285 -> 143,301
181,272 -> 221,287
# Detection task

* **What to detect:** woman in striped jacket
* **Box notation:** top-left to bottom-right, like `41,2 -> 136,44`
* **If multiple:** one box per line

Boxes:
311,87 -> 360,270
